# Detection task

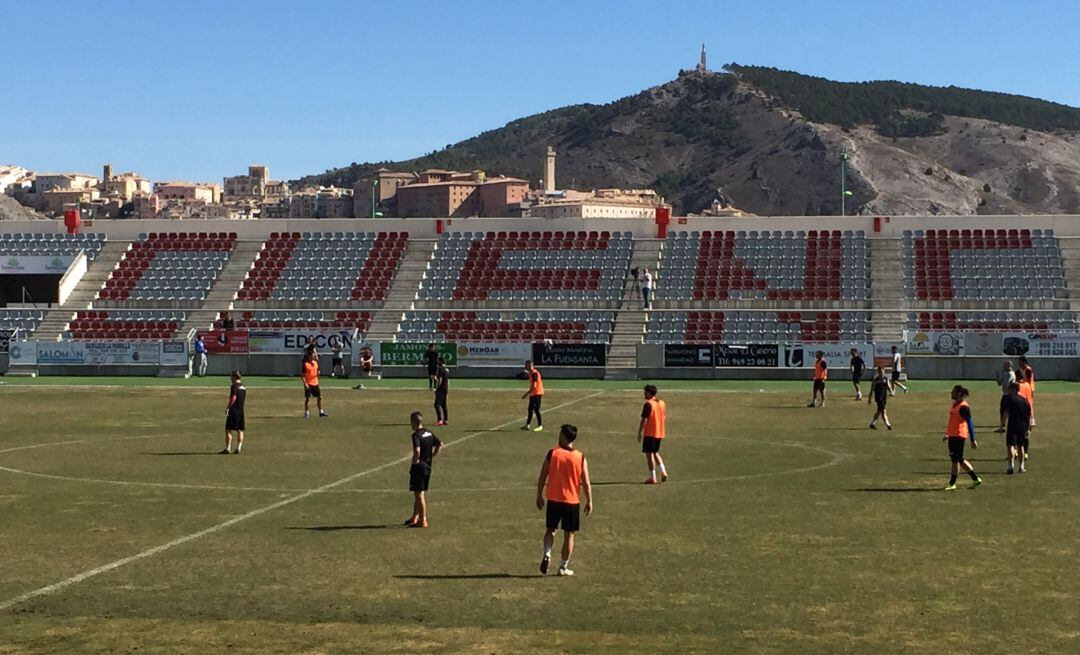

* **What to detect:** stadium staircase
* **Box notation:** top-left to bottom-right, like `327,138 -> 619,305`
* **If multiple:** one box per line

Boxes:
363,238 -> 437,341
29,241 -> 130,342
1059,237 -> 1080,312
604,238 -> 662,379
174,240 -> 263,338
868,237 -> 906,342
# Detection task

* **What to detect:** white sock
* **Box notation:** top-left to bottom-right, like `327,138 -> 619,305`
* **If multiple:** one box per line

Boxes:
560,559 -> 570,569
658,463 -> 667,474
648,469 -> 656,480
236,442 -> 242,452
543,547 -> 552,559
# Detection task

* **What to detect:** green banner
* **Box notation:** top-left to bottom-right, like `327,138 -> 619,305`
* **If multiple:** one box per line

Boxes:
379,342 -> 457,366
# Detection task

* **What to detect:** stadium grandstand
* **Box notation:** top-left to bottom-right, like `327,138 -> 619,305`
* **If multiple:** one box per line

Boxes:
2,215 -> 1079,378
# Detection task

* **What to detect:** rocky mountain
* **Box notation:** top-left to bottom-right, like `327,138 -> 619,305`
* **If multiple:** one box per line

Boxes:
295,65 -> 1080,216
0,194 -> 46,221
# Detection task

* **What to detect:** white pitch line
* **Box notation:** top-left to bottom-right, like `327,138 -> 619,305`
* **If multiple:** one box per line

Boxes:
0,391 -> 603,612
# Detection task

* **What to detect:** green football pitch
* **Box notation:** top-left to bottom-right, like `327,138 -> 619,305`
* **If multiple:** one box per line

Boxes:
1,376 -> 1078,654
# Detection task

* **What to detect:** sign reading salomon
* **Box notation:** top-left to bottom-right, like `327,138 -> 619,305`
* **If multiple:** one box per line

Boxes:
532,342 -> 606,367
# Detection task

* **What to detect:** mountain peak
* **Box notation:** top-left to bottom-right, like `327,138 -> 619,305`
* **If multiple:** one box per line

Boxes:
296,65 -> 1080,216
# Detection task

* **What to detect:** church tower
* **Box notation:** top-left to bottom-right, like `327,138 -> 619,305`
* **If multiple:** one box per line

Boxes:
696,43 -> 707,74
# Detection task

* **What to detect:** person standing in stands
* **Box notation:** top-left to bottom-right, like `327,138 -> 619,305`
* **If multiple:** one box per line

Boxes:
220,370 -> 246,454
641,267 -> 653,310
849,348 -> 866,400
637,384 -> 668,484
220,311 -> 235,330
404,411 -> 442,529
1018,356 -> 1036,427
994,361 -> 1016,433
302,348 -> 329,419
889,345 -> 908,395
942,385 -> 982,491
193,335 -> 208,377
867,367 -> 892,430
807,351 -> 828,407
629,266 -> 641,300
536,424 -> 593,576
426,344 -> 439,391
433,356 -> 449,426
522,360 -> 544,432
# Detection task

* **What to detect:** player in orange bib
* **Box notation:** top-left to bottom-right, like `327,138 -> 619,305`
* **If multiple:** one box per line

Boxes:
1018,356 -> 1036,429
521,360 -> 544,432
807,351 -> 828,407
637,384 -> 668,484
943,385 -> 982,490
1017,375 -> 1035,459
536,424 -> 593,576
302,349 -> 329,419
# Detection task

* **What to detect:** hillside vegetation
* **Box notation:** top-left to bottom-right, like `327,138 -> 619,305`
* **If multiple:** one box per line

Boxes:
296,65 -> 1080,216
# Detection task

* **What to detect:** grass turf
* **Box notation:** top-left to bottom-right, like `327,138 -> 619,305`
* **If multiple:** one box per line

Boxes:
0,378 -> 1078,654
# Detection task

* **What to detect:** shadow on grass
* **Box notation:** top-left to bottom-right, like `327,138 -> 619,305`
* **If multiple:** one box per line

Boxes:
286,524 -> 397,531
911,471 -> 1005,475
848,487 -> 938,493
142,452 -> 220,456
918,458 -> 1002,462
591,480 -> 643,487
395,573 -> 544,580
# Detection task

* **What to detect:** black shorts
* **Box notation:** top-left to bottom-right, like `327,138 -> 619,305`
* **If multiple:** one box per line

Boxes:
642,436 -> 663,453
852,373 -> 863,384
434,389 -> 448,404
875,399 -> 888,411
1006,430 -> 1028,447
947,436 -> 967,463
545,500 -> 580,532
409,462 -> 431,492
428,365 -> 438,376
305,384 -> 321,399
891,371 -> 901,382
225,411 -> 245,431
999,395 -> 1009,414
332,357 -> 343,367
813,380 -> 826,392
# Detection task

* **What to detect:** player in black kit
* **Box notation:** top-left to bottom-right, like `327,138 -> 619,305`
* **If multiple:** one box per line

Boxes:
433,356 -> 449,426
221,370 -> 246,454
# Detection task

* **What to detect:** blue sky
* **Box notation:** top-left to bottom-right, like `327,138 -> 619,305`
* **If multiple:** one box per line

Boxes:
2,0 -> 1077,183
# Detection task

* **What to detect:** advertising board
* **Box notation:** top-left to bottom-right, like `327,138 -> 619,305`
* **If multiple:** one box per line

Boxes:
532,342 -> 606,367
782,343 -> 873,368
663,343 -> 714,367
160,340 -> 189,366
248,329 -> 356,354
714,343 -> 780,368
1001,332 -> 1080,357
456,342 -> 532,366
380,342 -> 457,366
199,329 -> 249,354
0,255 -> 74,275
905,331 -> 963,356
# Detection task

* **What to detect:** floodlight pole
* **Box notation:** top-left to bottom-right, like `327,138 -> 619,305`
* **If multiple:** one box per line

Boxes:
840,151 -> 849,216
371,178 -> 379,219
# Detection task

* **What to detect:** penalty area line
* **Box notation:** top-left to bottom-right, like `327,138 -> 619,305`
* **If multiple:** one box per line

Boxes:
0,391 -> 603,612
